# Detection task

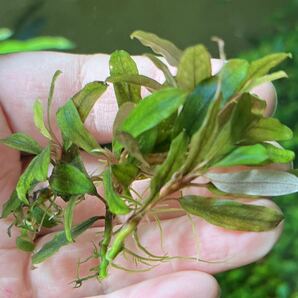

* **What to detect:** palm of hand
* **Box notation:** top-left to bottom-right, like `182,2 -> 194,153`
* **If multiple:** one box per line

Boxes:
0,52 -> 282,298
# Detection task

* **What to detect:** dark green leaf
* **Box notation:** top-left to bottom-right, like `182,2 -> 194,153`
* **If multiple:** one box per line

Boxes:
31,206 -> 57,228
144,53 -> 176,86
72,81 -> 107,122
109,50 -> 141,106
64,196 -> 77,242
50,163 -> 96,196
56,100 -> 101,153
119,88 -> 186,138
107,74 -> 163,92
151,131 -> 188,194
0,132 -> 42,155
103,167 -> 131,215
131,31 -> 182,66
112,162 -> 139,187
32,216 -> 100,264
206,169 -> 298,196
1,190 -> 21,218
16,146 -> 51,204
174,77 -> 218,136
180,196 -> 283,231
177,44 -> 211,91
33,99 -> 51,139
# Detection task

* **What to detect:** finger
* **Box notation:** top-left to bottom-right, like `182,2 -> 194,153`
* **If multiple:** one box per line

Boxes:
30,199 -> 281,295
0,53 -> 277,146
88,271 -> 219,298
0,105 -> 21,207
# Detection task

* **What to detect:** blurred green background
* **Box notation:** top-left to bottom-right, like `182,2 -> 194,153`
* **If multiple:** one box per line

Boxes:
0,0 -> 297,297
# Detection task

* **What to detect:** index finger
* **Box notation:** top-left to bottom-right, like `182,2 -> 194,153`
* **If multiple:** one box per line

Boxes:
0,52 -> 277,145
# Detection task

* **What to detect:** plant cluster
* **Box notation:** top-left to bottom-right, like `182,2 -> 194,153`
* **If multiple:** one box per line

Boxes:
1,31 -> 297,285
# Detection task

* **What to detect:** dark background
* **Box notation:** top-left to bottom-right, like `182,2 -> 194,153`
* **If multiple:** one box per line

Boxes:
1,0 -> 297,297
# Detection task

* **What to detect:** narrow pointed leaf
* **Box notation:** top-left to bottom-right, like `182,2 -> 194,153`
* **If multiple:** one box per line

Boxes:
109,50 -> 141,106
107,74 -> 162,92
16,146 -> 51,204
50,163 -> 96,196
48,70 -> 62,115
119,88 -> 186,138
32,216 -> 100,264
113,102 -> 135,137
72,81 -> 107,122
56,100 -> 101,153
177,44 -> 211,91
144,53 -> 176,86
207,169 -> 298,196
247,53 -> 291,81
1,190 -> 21,218
33,99 -> 51,139
64,196 -> 77,242
180,196 -> 284,231
131,31 -> 182,66
151,131 -> 188,194
0,132 -> 42,155
103,167 -> 131,215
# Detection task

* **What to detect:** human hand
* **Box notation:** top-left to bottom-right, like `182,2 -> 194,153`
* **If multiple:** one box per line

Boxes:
0,52 -> 282,298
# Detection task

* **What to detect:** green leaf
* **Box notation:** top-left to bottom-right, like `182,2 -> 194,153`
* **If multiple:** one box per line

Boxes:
72,81 -> 107,122
1,190 -> 21,218
144,53 -> 176,86
64,196 -> 77,242
246,53 -> 291,81
103,167 -> 131,215
31,206 -> 58,228
48,70 -> 62,116
176,44 -> 211,91
119,88 -> 186,138
245,118 -> 293,142
263,143 -> 295,164
50,163 -> 96,197
112,162 -> 139,187
213,143 -> 294,168
56,100 -> 101,153
244,70 -> 288,91
60,144 -> 87,173
219,59 -> 249,102
16,146 -> 51,204
107,74 -> 162,92
182,96 -> 221,173
33,99 -> 51,139
206,169 -> 298,196
0,37 -> 74,55
16,236 -> 35,252
109,50 -> 141,106
214,144 -> 269,167
173,77 -> 218,136
116,132 -> 149,166
180,196 -> 284,231
32,216 -> 100,264
0,132 -> 42,155
151,131 -> 188,194
131,30 -> 182,66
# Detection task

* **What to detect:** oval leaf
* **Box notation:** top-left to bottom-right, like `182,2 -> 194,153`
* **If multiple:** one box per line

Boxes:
180,195 -> 284,231
206,169 -> 298,196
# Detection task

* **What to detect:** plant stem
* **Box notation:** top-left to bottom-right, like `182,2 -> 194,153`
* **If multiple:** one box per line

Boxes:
98,210 -> 113,279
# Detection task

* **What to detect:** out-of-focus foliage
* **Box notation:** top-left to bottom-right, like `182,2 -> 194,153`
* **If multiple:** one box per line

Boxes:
217,1 -> 298,297
0,27 -> 74,54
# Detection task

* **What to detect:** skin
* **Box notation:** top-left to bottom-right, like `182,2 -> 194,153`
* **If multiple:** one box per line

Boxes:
0,52 -> 283,298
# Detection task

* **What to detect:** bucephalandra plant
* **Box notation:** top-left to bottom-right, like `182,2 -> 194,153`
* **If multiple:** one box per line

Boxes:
1,30 -> 297,285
